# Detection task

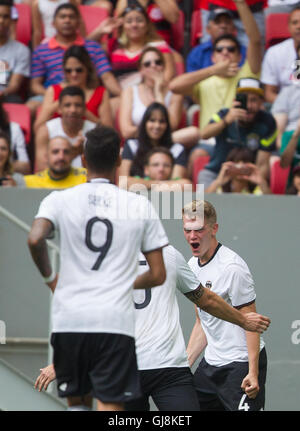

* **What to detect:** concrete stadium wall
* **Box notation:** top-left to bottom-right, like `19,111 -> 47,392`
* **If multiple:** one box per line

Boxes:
0,188 -> 299,411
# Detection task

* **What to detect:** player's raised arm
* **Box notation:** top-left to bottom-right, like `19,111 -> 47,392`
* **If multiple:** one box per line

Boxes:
184,285 -> 270,334
133,248 -> 166,290
27,217 -> 58,293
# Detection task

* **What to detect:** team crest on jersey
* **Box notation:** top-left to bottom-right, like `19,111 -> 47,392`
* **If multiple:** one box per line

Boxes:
205,281 -> 212,289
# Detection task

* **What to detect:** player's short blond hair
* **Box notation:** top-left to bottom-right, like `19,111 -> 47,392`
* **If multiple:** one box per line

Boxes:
182,200 -> 217,226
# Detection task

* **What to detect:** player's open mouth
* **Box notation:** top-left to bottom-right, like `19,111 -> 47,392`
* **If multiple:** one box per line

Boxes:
191,243 -> 200,249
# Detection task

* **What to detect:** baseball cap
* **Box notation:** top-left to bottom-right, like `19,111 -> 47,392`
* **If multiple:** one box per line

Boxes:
208,8 -> 234,22
236,78 -> 264,98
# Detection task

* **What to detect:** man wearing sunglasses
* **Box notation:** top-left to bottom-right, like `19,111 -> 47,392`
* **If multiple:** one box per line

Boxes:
170,0 -> 262,130
187,8 -> 247,73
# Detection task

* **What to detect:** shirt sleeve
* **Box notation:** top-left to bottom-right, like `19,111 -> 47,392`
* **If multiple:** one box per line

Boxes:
186,46 -> 202,73
13,44 -> 31,77
85,41 -> 112,76
271,86 -> 289,115
175,248 -> 200,294
141,197 -> 168,253
34,191 -> 62,230
31,47 -> 46,79
224,263 -> 256,308
261,46 -> 279,86
121,140 -> 134,160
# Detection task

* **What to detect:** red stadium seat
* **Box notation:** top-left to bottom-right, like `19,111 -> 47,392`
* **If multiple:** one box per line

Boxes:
3,103 -> 31,144
190,10 -> 202,48
171,10 -> 185,52
79,5 -> 109,35
193,155 -> 210,189
15,4 -> 32,46
265,13 -> 290,49
270,159 -> 290,194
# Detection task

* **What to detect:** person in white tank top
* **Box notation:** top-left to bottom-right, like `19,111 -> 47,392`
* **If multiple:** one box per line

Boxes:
119,46 -> 184,140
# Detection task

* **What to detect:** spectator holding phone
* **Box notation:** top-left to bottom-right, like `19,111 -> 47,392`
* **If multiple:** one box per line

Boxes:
205,147 -> 271,194
197,78 -> 277,190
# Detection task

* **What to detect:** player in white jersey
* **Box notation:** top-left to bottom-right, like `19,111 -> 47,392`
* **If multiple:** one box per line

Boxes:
27,126 -> 169,412
35,243 -> 271,411
183,200 -> 269,411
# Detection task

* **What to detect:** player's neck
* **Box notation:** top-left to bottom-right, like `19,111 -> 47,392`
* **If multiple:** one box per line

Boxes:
87,171 -> 116,184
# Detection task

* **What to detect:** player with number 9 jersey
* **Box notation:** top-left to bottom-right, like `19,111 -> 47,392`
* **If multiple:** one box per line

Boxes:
35,181 -> 168,337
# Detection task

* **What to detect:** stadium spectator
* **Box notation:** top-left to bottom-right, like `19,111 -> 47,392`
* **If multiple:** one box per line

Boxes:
89,2 -> 177,88
200,0 -> 266,47
28,3 -> 121,116
27,125 -> 168,411
120,146 -> 192,190
31,0 -> 87,49
265,0 -> 300,16
261,5 -> 300,103
0,99 -> 30,174
0,0 -> 31,103
271,84 -> 300,151
24,136 -> 87,188
205,147 -> 271,194
119,102 -> 187,182
119,46 -> 183,139
279,116 -> 300,190
197,78 -> 277,190
0,131 -> 25,187
187,8 -> 247,73
286,164 -> 300,195
114,0 -> 180,47
34,45 -> 113,133
170,0 -> 262,130
183,199 -> 268,411
34,86 -> 96,172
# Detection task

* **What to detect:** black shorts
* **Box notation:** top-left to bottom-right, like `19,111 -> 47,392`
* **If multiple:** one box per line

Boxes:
193,348 -> 267,411
51,332 -> 141,403
125,367 -> 200,411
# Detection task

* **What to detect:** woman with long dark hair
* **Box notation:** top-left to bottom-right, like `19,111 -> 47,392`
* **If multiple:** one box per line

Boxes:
0,101 -> 30,175
0,131 -> 25,187
119,102 -> 187,180
34,45 -> 113,132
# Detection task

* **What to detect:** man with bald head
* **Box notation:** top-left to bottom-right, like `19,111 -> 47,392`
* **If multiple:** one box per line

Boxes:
24,136 -> 86,188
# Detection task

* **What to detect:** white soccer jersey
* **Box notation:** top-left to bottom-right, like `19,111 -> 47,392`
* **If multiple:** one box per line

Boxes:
134,245 -> 200,370
35,179 -> 168,337
188,244 -> 265,367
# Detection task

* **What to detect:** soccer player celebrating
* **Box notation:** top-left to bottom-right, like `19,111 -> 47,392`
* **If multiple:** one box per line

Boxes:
183,199 -> 268,411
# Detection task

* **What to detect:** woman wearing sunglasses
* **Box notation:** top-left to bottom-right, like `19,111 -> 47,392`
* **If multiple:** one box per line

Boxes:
119,46 -> 183,140
34,45 -> 113,133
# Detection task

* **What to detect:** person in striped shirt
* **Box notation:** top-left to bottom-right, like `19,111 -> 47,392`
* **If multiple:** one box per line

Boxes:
27,3 -> 121,116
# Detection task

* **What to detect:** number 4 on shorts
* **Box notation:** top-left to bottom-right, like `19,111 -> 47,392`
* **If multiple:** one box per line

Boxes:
238,394 -> 250,411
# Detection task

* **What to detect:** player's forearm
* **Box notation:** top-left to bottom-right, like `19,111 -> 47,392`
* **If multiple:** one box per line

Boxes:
198,288 -> 246,327
245,331 -> 260,376
186,320 -> 207,367
27,236 -> 52,278
133,268 -> 166,290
